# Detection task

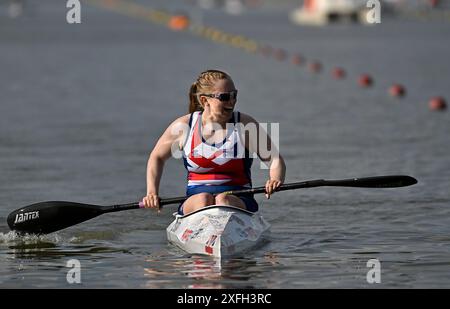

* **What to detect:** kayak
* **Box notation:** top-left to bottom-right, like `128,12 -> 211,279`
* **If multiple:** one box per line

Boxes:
166,205 -> 271,258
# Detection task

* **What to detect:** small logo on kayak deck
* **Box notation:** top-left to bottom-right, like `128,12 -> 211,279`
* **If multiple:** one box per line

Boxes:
14,211 -> 39,224
181,229 -> 193,242
204,246 -> 213,255
206,235 -> 218,247
244,227 -> 257,240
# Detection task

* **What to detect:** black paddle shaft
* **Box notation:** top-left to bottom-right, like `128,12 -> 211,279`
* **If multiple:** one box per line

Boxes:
158,175 -> 417,208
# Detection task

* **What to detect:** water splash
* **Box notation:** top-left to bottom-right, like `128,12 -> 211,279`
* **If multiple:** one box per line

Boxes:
0,231 -> 64,245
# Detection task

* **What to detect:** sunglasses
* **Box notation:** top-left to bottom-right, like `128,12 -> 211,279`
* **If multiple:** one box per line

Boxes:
202,90 -> 238,102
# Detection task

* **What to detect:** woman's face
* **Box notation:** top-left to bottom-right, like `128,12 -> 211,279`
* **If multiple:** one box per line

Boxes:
201,78 -> 237,122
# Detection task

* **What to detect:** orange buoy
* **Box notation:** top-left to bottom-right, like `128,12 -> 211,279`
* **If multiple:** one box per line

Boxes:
358,74 -> 373,87
428,96 -> 447,111
332,67 -> 346,79
308,61 -> 322,73
274,49 -> 287,61
168,15 -> 190,31
389,84 -> 406,98
292,53 -> 304,66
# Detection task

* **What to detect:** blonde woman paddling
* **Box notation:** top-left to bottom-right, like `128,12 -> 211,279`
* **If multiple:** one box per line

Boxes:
141,69 -> 286,215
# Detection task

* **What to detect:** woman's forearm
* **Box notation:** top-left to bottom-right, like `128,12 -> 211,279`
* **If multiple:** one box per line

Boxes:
146,153 -> 165,195
269,155 -> 286,182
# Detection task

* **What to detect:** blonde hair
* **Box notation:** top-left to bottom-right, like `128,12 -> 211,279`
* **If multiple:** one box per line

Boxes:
189,69 -> 231,113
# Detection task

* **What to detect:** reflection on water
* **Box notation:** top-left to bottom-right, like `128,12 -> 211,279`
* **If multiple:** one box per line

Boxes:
143,251 -> 281,289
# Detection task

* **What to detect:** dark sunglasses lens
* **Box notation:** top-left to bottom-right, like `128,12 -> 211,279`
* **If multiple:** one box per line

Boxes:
217,91 -> 237,101
218,93 -> 231,101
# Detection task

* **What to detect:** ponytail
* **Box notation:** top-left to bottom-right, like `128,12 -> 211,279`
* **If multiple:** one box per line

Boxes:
189,83 -> 202,113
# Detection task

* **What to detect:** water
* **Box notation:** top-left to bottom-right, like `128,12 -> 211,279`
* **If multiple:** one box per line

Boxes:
1,0 -> 449,288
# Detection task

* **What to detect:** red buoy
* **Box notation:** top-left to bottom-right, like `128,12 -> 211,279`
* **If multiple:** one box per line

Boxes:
428,0 -> 439,8
358,74 -> 373,87
292,54 -> 304,66
308,61 -> 322,73
274,49 -> 287,61
428,97 -> 447,111
389,84 -> 406,98
332,67 -> 346,79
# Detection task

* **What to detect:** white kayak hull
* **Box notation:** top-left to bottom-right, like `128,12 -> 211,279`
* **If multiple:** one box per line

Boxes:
166,205 -> 270,258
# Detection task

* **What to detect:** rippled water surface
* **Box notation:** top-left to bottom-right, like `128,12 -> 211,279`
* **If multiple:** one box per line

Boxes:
1,0 -> 449,288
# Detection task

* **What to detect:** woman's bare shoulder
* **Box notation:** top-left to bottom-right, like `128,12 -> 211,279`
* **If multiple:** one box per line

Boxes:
173,114 -> 191,124
161,114 -> 191,142
167,114 -> 191,128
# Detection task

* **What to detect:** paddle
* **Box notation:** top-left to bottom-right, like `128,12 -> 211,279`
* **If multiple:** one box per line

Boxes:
7,175 -> 417,235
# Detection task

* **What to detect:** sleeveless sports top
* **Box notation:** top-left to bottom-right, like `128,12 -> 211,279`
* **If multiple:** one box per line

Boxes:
182,111 -> 253,188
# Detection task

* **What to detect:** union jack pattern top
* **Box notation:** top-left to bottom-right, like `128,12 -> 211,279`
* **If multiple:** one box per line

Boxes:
182,111 -> 253,188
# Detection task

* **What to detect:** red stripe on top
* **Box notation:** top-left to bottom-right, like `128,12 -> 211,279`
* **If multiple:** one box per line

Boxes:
185,112 -> 251,187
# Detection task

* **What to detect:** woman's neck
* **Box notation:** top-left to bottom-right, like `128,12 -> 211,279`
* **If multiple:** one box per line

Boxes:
201,110 -> 231,129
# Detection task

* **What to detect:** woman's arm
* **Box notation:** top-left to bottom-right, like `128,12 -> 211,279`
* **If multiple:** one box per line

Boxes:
142,114 -> 190,209
240,113 -> 286,198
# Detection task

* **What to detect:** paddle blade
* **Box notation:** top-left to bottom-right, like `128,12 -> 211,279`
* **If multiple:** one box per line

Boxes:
7,201 -> 104,235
